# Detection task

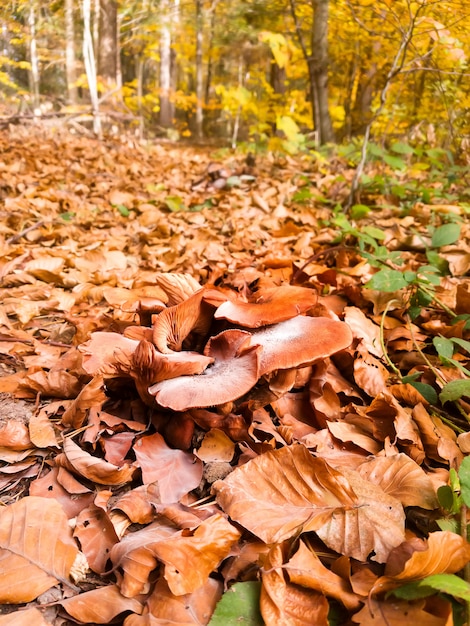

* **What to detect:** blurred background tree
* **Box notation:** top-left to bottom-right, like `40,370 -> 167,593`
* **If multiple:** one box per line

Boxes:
0,0 -> 468,149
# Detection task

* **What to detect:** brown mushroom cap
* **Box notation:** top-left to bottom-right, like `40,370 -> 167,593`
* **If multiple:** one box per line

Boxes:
152,289 -> 215,353
213,285 -> 318,328
250,316 -> 353,375
148,330 -> 261,411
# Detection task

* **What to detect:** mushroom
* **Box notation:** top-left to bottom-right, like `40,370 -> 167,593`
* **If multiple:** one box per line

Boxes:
148,330 -> 261,411
213,285 -> 317,328
152,288 -> 216,353
251,315 -> 353,375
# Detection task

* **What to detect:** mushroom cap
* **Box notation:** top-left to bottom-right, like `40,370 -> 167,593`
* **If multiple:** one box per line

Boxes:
213,285 -> 317,328
152,288 -> 214,353
148,330 -> 260,411
251,316 -> 353,375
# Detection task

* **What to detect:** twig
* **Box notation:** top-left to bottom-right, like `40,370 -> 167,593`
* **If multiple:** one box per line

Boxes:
6,220 -> 45,245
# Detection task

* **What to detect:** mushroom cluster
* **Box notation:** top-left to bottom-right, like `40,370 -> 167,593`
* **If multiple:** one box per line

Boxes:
80,274 -> 352,446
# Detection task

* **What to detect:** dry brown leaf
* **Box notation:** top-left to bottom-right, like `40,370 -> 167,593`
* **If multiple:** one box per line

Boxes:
133,432 -> 203,502
352,596 -> 451,626
316,467 -> 406,563
356,453 -> 438,509
0,608 -> 52,626
74,504 -> 119,573
124,577 -> 222,626
110,521 -> 178,597
213,444 -> 357,544
0,419 -> 32,451
61,583 -> 142,623
57,437 -> 136,485
344,306 -> 383,357
0,496 -> 78,602
29,467 -> 95,518
152,514 -> 241,595
60,375 -> 106,428
196,428 -> 235,463
261,543 -> 330,626
28,408 -> 59,448
371,531 -> 470,595
286,540 -> 362,611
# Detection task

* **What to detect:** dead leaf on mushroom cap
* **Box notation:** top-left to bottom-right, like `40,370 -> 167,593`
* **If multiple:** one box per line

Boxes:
214,285 -> 318,328
148,330 -> 261,410
250,315 -> 353,375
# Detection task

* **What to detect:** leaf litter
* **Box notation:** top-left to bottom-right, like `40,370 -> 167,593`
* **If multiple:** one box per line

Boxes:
0,127 -> 469,624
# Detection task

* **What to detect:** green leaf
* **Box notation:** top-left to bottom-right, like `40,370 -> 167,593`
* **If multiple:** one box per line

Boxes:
59,211 -> 75,221
458,457 -> 470,508
226,176 -> 242,187
409,382 -> 438,405
450,337 -> 470,355
116,204 -> 130,217
431,223 -> 461,248
292,188 -> 313,202
437,485 -> 454,511
208,582 -> 263,626
350,204 -> 370,219
439,379 -> 470,404
164,196 -> 186,212
433,336 -> 454,360
426,250 -> 449,274
390,141 -> 414,155
383,154 -> 406,170
365,269 -> 409,292
190,199 -> 214,212
392,574 -> 470,601
362,226 -> 386,241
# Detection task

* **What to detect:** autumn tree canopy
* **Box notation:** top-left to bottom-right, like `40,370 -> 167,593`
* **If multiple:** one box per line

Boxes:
0,0 -> 469,147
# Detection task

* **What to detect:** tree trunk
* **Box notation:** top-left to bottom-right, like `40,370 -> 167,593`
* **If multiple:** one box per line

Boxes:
195,0 -> 204,141
289,0 -> 334,145
97,0 -> 118,83
65,0 -> 78,105
308,0 -> 334,144
82,0 -> 101,135
28,0 -> 40,112
159,0 -> 173,129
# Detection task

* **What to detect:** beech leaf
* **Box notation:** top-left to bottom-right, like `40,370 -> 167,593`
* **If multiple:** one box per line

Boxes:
0,496 -> 78,603
213,445 -> 357,544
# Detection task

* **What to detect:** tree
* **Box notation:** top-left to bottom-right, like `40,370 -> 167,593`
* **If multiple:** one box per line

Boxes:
289,0 -> 334,144
65,0 -> 78,104
97,0 -> 118,84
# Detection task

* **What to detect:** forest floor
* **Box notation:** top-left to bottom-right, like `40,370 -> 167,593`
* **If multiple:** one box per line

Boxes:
0,124 -> 469,626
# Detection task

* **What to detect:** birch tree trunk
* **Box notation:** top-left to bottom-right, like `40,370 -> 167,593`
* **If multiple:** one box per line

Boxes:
159,0 -> 173,129
195,0 -> 204,140
65,0 -> 78,105
82,0 -> 101,135
28,0 -> 40,112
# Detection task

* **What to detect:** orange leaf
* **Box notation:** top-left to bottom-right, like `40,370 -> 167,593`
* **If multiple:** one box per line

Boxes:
0,496 -> 78,602
124,577 -> 222,626
213,445 -> 357,544
261,542 -> 329,626
58,437 -> 136,485
61,584 -> 142,624
371,531 -> 470,595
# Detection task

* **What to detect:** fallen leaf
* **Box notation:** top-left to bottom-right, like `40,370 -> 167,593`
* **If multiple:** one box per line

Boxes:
0,496 -> 78,602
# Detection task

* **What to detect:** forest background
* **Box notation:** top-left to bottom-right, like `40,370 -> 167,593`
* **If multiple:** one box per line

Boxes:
1,0 -> 469,152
